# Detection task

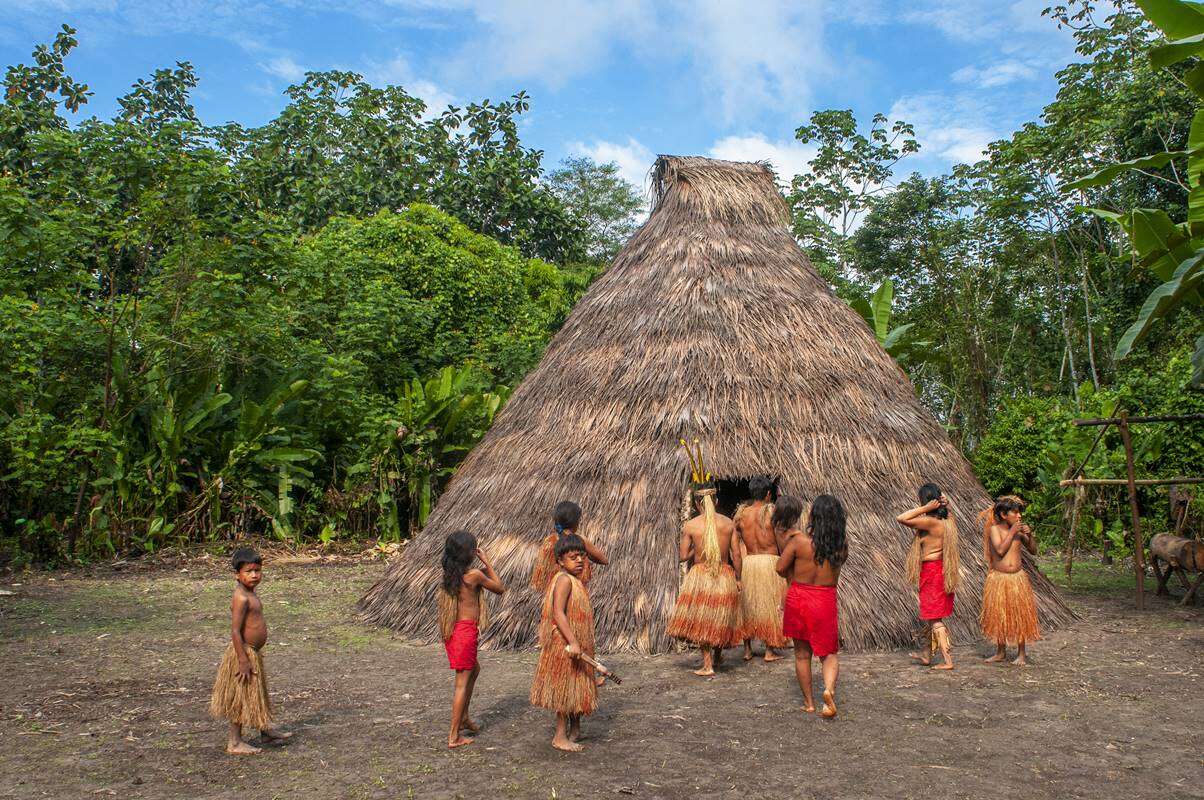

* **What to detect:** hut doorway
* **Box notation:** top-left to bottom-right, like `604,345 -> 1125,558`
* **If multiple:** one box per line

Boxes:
712,476 -> 779,518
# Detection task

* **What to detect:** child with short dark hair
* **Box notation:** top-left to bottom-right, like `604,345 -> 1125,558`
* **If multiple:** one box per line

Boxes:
209,548 -> 292,754
979,496 -> 1041,665
530,500 -> 609,592
529,533 -> 598,752
440,530 -> 505,749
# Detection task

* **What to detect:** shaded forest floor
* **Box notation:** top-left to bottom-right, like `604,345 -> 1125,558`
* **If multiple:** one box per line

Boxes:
1,554 -> 1201,799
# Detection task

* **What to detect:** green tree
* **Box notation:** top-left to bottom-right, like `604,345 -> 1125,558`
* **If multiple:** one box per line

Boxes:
788,109 -> 919,284
546,156 -> 645,262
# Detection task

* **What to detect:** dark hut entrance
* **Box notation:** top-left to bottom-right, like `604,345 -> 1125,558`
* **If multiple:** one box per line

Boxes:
713,476 -> 779,517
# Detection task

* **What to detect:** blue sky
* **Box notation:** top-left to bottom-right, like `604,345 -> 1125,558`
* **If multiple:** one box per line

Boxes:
2,1 -> 1080,190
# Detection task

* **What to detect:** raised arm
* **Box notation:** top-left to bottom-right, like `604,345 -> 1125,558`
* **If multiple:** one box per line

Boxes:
583,537 -> 609,566
775,538 -> 795,578
896,498 -> 944,531
473,549 -> 506,594
989,523 -> 1021,560
551,574 -> 582,657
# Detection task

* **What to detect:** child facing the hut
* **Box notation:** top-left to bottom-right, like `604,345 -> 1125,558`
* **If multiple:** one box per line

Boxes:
530,500 -> 609,592
897,483 -> 961,670
209,548 -> 293,755
666,485 -> 743,676
980,496 -> 1041,665
530,533 -> 598,752
734,476 -> 786,662
776,494 -> 848,718
440,530 -> 506,749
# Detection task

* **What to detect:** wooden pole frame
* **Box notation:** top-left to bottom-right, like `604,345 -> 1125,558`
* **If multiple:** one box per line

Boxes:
1117,412 -> 1146,610
1072,413 -> 1204,427
1059,477 -> 1204,487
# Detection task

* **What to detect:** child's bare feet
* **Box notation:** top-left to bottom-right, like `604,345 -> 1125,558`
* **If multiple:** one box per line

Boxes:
459,718 -> 480,734
448,735 -> 475,749
985,648 -> 1007,663
932,661 -> 954,670
226,741 -> 262,755
763,649 -> 781,662
909,652 -> 932,666
693,665 -> 715,677
820,689 -> 837,719
800,703 -> 816,713
1011,654 -> 1028,666
552,735 -> 584,753
260,728 -> 293,742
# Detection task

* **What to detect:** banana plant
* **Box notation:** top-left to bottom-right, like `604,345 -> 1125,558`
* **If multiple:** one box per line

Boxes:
847,279 -> 923,360
1066,0 -> 1204,386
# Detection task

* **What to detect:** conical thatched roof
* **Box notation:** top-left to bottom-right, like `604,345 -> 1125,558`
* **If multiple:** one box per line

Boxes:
360,155 -> 1074,652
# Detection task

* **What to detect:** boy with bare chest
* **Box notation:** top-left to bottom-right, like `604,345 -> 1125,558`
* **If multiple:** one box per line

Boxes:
209,548 -> 292,755
979,496 -> 1041,665
735,476 -> 787,662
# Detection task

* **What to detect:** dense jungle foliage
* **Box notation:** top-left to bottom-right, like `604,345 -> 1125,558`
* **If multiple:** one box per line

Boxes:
1,1 -> 1201,565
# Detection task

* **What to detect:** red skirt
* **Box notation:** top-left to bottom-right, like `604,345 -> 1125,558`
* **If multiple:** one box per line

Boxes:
918,560 -> 954,621
782,582 -> 839,658
444,619 -> 478,671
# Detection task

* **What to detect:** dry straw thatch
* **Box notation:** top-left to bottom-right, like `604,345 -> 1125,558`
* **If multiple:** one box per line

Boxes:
360,155 -> 1075,652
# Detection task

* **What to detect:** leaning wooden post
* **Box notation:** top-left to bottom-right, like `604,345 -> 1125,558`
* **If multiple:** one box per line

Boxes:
1065,481 -> 1084,583
1117,412 -> 1146,609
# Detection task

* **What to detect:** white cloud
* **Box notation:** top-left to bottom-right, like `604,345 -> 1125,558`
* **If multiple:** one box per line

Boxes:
707,134 -> 818,184
889,92 -> 1000,167
952,58 -> 1040,89
567,137 -> 654,189
260,56 -> 306,83
382,0 -> 831,122
363,54 -> 458,115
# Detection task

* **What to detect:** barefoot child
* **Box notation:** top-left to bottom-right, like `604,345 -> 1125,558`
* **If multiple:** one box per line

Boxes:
666,484 -> 743,676
530,500 -> 608,592
979,496 -> 1041,665
776,495 -> 847,718
440,530 -> 506,749
735,476 -> 787,663
897,483 -> 961,670
209,548 -> 293,755
529,533 -> 598,752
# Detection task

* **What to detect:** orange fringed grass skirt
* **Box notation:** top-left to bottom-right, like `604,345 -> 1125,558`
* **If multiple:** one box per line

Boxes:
209,642 -> 272,729
530,574 -> 597,716
666,563 -> 743,648
739,554 -> 787,647
980,569 -> 1042,644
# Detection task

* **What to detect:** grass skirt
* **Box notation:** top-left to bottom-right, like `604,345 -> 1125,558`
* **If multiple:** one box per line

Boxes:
209,642 -> 272,729
530,573 -> 597,716
739,554 -> 787,647
666,563 -> 743,648
980,569 -> 1042,644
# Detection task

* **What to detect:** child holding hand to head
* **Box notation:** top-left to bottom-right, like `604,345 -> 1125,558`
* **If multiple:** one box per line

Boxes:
529,533 -> 598,752
440,530 -> 506,749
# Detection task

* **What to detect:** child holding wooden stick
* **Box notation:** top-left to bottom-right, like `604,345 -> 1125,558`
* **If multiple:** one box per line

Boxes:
440,530 -> 505,749
529,533 -> 598,752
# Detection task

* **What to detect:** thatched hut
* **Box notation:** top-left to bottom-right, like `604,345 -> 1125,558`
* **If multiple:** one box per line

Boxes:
360,155 -> 1074,652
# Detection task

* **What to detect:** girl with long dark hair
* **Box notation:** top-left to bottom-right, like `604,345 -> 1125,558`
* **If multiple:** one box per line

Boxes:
896,482 -> 961,670
776,494 -> 848,718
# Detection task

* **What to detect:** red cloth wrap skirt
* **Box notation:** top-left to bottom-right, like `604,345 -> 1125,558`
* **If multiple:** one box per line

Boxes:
918,559 -> 955,621
782,582 -> 839,658
444,619 -> 478,671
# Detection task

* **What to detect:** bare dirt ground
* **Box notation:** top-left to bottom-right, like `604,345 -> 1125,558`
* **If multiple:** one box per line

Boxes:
1,555 -> 1201,800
